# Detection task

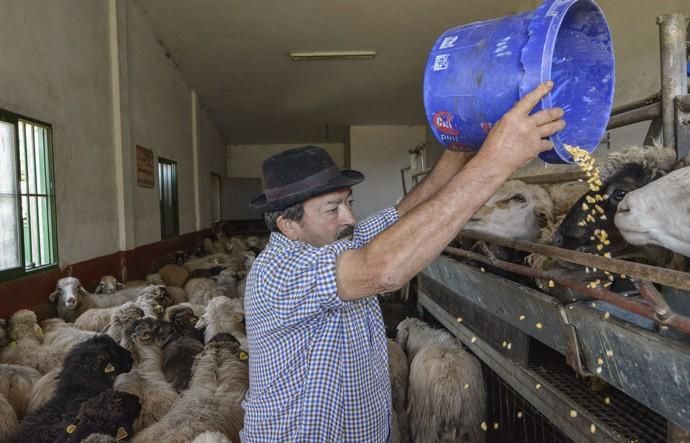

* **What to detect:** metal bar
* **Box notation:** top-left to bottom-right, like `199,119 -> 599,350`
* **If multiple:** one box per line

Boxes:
658,13 -> 689,150
606,102 -> 661,130
610,93 -> 661,116
676,94 -> 690,159
460,230 -> 690,292
443,246 -> 672,329
512,171 -> 585,185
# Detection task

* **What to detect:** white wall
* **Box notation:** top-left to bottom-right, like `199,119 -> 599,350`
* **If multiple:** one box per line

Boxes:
227,143 -> 346,179
0,0 -> 227,267
0,0 -> 119,267
350,125 -> 426,219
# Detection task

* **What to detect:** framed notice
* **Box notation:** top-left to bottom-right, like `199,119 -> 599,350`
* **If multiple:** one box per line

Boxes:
136,145 -> 155,188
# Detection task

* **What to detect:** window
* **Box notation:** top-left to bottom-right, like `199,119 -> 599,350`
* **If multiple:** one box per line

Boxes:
211,173 -> 222,223
158,157 -> 179,239
0,110 -> 58,281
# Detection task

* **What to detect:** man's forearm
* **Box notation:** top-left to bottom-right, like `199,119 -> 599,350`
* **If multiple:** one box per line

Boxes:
397,150 -> 475,217
338,150 -> 512,299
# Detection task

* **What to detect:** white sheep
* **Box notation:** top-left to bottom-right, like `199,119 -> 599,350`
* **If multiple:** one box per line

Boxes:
463,179 -> 554,242
74,285 -> 170,332
185,278 -> 218,303
114,318 -> 177,433
0,393 -> 18,442
408,344 -> 486,443
0,363 -> 41,418
49,277 -> 142,322
395,318 -> 458,362
41,317 -> 97,352
0,310 -> 64,374
192,431 -> 233,443
615,165 -> 690,257
103,302 -> 145,346
146,273 -> 165,285
131,333 -> 248,443
94,275 -> 126,294
387,340 -> 410,443
26,367 -> 59,415
196,296 -> 246,348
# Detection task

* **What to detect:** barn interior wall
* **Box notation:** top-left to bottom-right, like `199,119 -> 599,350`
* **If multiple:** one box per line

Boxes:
350,125 -> 426,219
0,0 -> 227,317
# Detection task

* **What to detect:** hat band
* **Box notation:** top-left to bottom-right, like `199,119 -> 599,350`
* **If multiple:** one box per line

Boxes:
264,165 -> 340,201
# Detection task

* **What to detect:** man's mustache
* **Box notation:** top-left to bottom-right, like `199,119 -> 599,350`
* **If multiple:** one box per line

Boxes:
336,225 -> 355,240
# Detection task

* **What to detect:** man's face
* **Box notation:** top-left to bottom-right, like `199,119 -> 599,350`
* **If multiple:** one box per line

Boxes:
288,188 -> 357,247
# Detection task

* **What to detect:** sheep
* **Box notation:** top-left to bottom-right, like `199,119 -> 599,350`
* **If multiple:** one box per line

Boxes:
166,302 -> 206,320
42,317 -> 97,351
0,310 -> 65,374
166,286 -> 189,304
0,393 -> 18,442
0,318 -> 10,349
26,367 -> 60,415
463,180 -> 554,242
75,285 -> 172,332
408,344 -> 486,443
158,264 -> 190,288
94,276 -> 126,294
114,318 -> 177,433
196,296 -> 246,348
131,333 -> 248,443
545,180 -> 590,217
49,277 -> 142,322
185,277 -> 218,303
103,303 -> 145,345
8,334 -> 133,443
159,305 -> 205,392
55,389 -> 141,443
192,431 -> 233,443
387,340 -> 410,443
183,253 -> 240,275
146,273 -> 165,285
0,363 -> 41,418
395,317 -> 458,362
615,165 -> 690,257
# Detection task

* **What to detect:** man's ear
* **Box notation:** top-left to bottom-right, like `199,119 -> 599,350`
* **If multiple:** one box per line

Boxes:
276,216 -> 301,241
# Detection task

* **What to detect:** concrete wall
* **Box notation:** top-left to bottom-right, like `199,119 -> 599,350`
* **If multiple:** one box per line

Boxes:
0,0 -> 227,268
350,125 -> 426,219
227,143 -> 346,179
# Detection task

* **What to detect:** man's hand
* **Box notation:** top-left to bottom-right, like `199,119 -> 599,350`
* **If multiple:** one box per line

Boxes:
480,81 -> 565,171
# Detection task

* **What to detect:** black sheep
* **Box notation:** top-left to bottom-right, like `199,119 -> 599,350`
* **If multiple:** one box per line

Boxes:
56,389 -> 141,443
7,335 -> 133,443
160,306 -> 205,392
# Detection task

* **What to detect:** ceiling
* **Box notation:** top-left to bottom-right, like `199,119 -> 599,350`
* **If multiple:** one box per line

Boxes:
134,0 -> 528,144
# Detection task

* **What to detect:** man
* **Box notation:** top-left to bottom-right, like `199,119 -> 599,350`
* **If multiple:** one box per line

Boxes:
240,81 -> 565,442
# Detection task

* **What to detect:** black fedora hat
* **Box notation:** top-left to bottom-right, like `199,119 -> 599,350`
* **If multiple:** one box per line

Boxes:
250,146 -> 364,212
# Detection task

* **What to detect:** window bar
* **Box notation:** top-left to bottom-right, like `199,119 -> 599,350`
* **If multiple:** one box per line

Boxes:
43,128 -> 53,265
45,129 -> 56,264
21,122 -> 32,267
31,125 -> 42,266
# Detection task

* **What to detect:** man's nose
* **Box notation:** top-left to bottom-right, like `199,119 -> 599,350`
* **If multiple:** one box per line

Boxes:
340,206 -> 356,225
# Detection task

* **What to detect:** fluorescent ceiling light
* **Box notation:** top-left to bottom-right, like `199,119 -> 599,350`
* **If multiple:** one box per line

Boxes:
289,50 -> 376,61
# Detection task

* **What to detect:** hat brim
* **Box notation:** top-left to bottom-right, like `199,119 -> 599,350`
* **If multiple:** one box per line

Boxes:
250,169 -> 365,212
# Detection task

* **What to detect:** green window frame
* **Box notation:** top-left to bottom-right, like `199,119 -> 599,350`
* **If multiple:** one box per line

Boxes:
0,110 -> 58,282
158,157 -> 179,240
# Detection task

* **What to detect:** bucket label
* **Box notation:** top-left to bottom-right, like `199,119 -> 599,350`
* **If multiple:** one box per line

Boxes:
440,36 -> 458,49
432,112 -> 459,136
433,54 -> 450,71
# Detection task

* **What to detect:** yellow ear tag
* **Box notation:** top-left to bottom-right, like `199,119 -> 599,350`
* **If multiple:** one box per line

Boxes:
66,424 -> 77,434
104,363 -> 115,373
35,325 -> 44,338
9,341 -> 16,347
231,314 -> 243,322
239,351 -> 249,361
115,427 -> 129,441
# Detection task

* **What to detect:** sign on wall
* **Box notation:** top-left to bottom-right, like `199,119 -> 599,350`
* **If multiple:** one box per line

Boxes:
136,145 -> 155,188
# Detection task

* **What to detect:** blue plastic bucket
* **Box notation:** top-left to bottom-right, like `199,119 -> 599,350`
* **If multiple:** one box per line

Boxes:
423,0 -> 615,163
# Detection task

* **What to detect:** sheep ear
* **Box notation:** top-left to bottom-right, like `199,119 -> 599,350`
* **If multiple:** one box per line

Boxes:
94,283 -> 104,294
78,286 -> 88,296
195,315 -> 208,329
49,289 -> 60,302
116,282 -> 126,290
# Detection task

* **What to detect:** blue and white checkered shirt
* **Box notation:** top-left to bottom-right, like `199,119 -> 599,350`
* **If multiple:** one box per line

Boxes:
240,207 -> 400,443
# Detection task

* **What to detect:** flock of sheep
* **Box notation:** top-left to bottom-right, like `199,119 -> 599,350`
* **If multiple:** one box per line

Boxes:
1,144 -> 687,442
